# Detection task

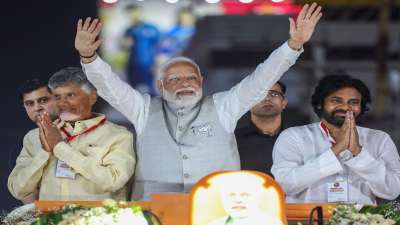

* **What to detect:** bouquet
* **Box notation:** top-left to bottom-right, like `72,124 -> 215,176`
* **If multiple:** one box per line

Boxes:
327,201 -> 400,225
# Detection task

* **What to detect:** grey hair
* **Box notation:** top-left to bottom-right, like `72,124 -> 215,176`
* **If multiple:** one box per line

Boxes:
158,56 -> 201,80
48,67 -> 96,93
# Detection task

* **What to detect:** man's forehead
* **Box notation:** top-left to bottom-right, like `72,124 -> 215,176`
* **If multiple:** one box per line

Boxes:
52,83 -> 82,93
270,83 -> 283,92
327,87 -> 362,98
166,62 -> 199,73
23,87 -> 52,101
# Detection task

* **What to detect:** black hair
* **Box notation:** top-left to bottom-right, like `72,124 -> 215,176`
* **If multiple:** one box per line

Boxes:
311,74 -> 371,117
276,81 -> 286,95
18,78 -> 51,101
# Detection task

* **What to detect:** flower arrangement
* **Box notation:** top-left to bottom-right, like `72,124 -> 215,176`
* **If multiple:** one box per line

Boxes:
1,199 -> 159,225
359,201 -> 400,225
1,203 -> 37,225
326,201 -> 400,225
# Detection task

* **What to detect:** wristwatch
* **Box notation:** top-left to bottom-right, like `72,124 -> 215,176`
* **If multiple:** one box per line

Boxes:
339,150 -> 353,161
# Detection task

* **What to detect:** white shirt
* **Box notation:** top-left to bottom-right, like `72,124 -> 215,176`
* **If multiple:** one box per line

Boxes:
82,42 -> 302,135
271,122 -> 400,204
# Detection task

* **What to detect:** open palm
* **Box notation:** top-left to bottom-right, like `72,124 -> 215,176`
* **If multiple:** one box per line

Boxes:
75,17 -> 103,57
289,3 -> 322,49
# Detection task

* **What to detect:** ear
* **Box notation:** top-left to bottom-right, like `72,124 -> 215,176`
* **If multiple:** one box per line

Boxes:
156,80 -> 163,93
282,97 -> 288,110
89,90 -> 98,106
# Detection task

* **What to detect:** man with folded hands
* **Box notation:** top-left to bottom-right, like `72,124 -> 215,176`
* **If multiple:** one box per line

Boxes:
8,68 -> 135,200
272,74 -> 400,204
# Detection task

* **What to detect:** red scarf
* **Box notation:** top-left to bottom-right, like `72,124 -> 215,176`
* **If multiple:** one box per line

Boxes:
319,122 -> 336,145
61,118 -> 106,143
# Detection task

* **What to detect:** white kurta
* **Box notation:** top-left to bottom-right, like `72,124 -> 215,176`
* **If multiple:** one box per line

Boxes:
271,122 -> 400,204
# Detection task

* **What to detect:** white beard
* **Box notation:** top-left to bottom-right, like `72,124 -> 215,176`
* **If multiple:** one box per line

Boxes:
162,87 -> 202,108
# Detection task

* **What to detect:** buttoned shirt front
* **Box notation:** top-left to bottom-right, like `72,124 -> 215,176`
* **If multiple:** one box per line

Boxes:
271,122 -> 400,204
8,114 -> 135,201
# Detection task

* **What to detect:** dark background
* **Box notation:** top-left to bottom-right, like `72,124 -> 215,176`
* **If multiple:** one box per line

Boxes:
1,0 -> 97,212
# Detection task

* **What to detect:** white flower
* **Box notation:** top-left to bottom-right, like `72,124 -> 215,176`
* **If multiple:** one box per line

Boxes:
327,204 -> 397,225
354,204 -> 364,211
2,203 -> 37,225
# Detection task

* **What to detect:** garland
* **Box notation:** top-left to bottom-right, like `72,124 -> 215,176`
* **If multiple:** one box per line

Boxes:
1,199 -> 161,225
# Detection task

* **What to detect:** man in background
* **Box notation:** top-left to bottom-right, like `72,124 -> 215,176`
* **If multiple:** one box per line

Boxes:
8,68 -> 135,201
9,78 -> 58,203
235,81 -> 308,176
124,4 -> 160,95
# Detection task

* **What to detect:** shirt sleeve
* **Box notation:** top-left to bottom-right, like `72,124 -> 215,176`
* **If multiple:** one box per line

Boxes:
53,132 -> 136,193
82,57 -> 150,135
8,132 -> 50,200
345,133 -> 400,200
271,128 -> 344,196
213,41 -> 302,133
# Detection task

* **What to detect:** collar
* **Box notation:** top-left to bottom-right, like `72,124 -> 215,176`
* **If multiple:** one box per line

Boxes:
319,121 -> 336,144
163,98 -> 201,116
62,113 -> 106,134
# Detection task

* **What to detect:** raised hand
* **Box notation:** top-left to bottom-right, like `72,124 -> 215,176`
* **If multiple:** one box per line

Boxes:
75,17 -> 103,60
288,2 -> 322,50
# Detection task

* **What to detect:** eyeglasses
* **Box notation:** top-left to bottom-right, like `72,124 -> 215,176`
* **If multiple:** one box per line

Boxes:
164,73 -> 200,85
266,90 -> 284,98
